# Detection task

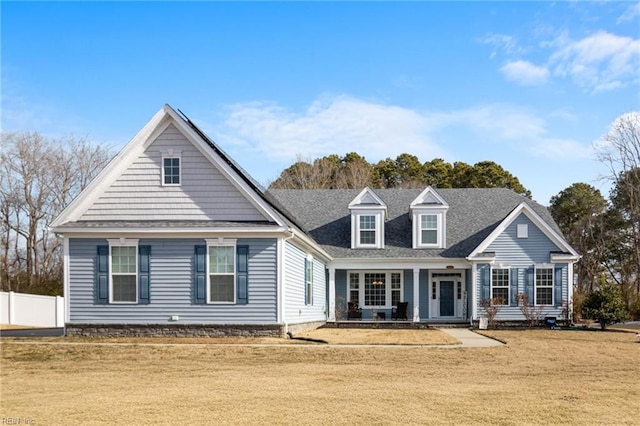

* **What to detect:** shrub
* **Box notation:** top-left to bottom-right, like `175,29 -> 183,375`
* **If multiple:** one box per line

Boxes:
582,279 -> 628,330
516,293 -> 545,328
480,297 -> 504,328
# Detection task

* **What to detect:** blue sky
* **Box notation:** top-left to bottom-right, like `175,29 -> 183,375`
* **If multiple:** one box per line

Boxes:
2,1 -> 639,205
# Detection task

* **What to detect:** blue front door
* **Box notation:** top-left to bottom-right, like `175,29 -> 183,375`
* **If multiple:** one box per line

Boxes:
440,281 -> 454,316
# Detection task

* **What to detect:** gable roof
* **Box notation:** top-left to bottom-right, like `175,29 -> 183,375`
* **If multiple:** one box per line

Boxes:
268,188 -> 566,259
467,201 -> 579,259
410,186 -> 448,209
51,105 -> 290,231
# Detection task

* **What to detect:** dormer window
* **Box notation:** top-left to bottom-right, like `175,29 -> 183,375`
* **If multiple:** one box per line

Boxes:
411,186 -> 448,249
420,214 -> 438,245
359,215 -> 376,245
349,188 -> 387,249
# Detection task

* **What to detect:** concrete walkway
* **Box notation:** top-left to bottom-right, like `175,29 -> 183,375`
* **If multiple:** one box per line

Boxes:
0,327 -> 504,349
437,328 -> 504,347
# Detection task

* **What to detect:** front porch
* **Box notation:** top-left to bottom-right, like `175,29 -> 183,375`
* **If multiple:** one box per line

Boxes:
331,267 -> 471,324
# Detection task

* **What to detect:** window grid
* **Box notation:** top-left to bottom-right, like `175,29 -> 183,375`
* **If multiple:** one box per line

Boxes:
364,273 -> 386,306
491,268 -> 509,305
359,215 -> 376,245
391,273 -> 401,306
209,246 -> 235,303
432,282 -> 437,300
421,214 -> 438,245
535,268 -> 553,305
305,259 -> 313,305
111,246 -> 137,303
163,157 -> 180,185
349,273 -> 360,304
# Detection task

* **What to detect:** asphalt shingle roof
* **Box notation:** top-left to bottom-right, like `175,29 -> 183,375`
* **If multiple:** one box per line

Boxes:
268,188 -> 560,259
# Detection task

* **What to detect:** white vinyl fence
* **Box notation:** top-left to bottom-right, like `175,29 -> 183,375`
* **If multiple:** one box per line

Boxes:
0,291 -> 65,328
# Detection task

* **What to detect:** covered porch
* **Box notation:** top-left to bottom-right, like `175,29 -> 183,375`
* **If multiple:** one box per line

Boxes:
328,265 -> 472,324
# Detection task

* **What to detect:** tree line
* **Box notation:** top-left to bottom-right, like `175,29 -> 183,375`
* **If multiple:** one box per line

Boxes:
1,132 -> 112,295
269,153 -> 531,197
549,113 -> 640,322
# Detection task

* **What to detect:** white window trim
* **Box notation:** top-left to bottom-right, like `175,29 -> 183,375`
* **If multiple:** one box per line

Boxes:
517,223 -> 529,238
161,150 -> 182,187
490,267 -> 510,306
534,265 -> 554,306
107,238 -> 139,304
305,254 -> 314,306
352,212 -> 384,249
347,270 -> 403,309
413,211 -> 446,248
205,238 -> 237,304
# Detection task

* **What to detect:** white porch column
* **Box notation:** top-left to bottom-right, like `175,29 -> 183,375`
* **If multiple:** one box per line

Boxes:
328,267 -> 336,321
471,263 -> 478,320
412,268 -> 420,322
64,236 -> 70,324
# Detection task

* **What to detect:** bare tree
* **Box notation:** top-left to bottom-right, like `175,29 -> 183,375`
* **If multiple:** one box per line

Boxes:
0,132 -> 112,295
596,112 -> 640,311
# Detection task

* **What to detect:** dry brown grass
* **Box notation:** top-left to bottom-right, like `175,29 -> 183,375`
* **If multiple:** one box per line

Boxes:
296,327 -> 459,345
1,329 -> 639,425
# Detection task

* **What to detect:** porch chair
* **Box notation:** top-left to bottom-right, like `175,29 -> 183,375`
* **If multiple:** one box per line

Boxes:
347,301 -> 362,320
391,302 -> 409,321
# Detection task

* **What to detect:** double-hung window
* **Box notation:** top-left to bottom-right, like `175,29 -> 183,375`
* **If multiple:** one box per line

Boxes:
359,215 -> 376,245
208,243 -> 235,303
491,268 -> 509,305
349,273 -> 360,304
162,156 -> 181,185
110,243 -> 138,303
535,268 -> 553,305
391,272 -> 402,306
420,214 -> 438,245
305,256 -> 313,305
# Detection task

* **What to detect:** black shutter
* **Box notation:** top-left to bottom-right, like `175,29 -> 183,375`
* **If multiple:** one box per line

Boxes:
96,245 -> 109,304
194,245 -> 206,304
236,245 -> 248,305
481,265 -> 490,300
554,265 -> 563,307
138,246 -> 151,304
526,267 -> 534,305
510,268 -> 519,306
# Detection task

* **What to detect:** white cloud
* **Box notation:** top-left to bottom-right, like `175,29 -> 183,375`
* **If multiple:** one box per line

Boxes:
217,95 -> 592,166
617,3 -> 640,23
550,30 -> 639,92
486,27 -> 639,93
479,33 -> 521,59
219,95 -> 446,164
500,60 -> 550,86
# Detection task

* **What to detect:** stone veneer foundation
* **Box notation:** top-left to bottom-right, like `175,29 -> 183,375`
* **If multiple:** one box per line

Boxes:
65,323 -> 285,338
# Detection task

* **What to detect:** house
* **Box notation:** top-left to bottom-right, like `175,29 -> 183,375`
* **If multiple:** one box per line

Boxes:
51,105 -> 580,337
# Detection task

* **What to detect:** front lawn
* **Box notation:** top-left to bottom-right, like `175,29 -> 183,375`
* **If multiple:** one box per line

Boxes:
1,329 -> 638,425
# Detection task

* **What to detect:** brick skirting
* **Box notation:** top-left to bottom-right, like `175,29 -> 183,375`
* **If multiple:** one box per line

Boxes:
65,323 -> 285,338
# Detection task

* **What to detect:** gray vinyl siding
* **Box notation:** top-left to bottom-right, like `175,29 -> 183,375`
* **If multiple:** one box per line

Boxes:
68,237 -> 277,324
476,214 -> 568,320
403,269 -> 413,313
80,124 -> 266,221
486,214 -> 562,264
283,241 -> 327,324
474,264 -> 567,321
